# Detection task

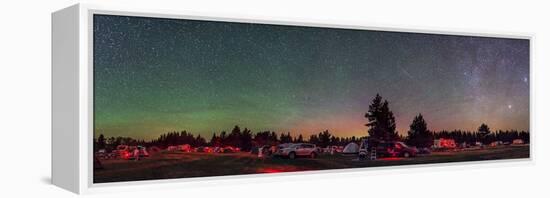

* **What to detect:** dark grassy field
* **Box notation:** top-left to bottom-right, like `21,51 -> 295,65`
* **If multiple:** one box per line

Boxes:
94,145 -> 529,183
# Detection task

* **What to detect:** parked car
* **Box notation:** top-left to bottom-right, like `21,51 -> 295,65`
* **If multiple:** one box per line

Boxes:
195,146 -> 213,153
95,149 -> 107,159
213,147 -> 223,153
274,143 -> 318,159
315,147 -> 324,154
375,141 -> 417,158
116,145 -> 132,159
416,147 -> 431,155
116,145 -> 149,160
323,146 -> 343,154
222,146 -> 239,153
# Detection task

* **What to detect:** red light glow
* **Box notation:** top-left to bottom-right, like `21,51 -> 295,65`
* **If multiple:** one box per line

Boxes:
256,165 -> 300,174
379,157 -> 402,161
258,168 -> 283,173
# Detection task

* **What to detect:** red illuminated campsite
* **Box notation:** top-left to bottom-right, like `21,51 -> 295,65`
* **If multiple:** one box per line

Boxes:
93,94 -> 530,183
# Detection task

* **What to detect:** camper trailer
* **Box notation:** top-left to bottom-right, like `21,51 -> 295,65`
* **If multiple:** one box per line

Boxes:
433,138 -> 456,149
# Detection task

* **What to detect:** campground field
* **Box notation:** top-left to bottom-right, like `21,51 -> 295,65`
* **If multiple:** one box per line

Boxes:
94,145 -> 529,183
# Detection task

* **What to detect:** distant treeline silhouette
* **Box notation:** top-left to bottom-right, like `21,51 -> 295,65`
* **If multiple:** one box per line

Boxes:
94,127 -> 366,152
94,94 -> 529,152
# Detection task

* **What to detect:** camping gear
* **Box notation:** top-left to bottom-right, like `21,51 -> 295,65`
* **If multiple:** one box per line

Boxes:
342,142 -> 359,154
358,139 -> 370,159
258,147 -> 263,158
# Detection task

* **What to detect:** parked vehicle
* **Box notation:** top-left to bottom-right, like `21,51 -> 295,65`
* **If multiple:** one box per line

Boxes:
416,147 -> 432,155
95,149 -> 107,159
433,138 -> 457,149
490,141 -> 504,147
116,145 -> 132,159
167,144 -> 192,152
213,147 -> 223,153
274,143 -> 318,159
315,147 -> 324,154
375,141 -> 417,158
195,146 -> 213,153
134,146 -> 150,158
512,139 -> 524,145
116,145 -> 149,160
220,146 -> 239,153
323,146 -> 344,154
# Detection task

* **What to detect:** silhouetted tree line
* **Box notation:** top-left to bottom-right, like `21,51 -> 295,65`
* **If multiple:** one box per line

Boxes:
209,127 -> 358,151
432,129 -> 529,145
94,94 -> 529,152
210,126 -> 253,150
94,127 -> 360,152
150,130 -> 207,148
365,94 -> 529,148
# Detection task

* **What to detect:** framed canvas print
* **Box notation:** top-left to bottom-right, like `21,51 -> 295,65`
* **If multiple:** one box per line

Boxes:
52,4 -> 532,194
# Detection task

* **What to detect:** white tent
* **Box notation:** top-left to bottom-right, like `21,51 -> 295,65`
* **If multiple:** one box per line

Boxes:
342,142 -> 359,154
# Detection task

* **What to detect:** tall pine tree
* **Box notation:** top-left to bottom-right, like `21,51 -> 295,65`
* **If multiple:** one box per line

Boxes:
296,134 -> 304,143
240,128 -> 253,151
478,123 -> 491,144
406,113 -> 433,148
365,94 -> 398,141
318,130 -> 332,147
97,134 -> 106,150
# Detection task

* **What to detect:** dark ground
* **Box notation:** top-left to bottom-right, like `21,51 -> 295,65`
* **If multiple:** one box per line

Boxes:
94,145 -> 529,183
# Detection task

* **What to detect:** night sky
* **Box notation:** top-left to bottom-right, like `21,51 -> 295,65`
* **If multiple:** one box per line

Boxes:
93,14 -> 530,140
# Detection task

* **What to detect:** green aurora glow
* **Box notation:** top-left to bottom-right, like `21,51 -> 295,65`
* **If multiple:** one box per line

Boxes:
93,15 -> 530,140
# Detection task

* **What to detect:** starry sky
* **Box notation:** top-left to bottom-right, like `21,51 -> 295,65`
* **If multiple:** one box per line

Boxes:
93,14 -> 529,140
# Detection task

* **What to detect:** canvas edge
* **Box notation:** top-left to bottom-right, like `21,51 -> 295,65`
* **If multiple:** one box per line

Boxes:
51,4 -> 81,194
55,3 -> 535,194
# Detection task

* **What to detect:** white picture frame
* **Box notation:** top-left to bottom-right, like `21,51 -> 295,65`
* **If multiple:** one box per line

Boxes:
52,3 -> 533,194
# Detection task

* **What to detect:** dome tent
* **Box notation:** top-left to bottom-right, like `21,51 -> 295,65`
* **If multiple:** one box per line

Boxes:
342,142 -> 359,154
